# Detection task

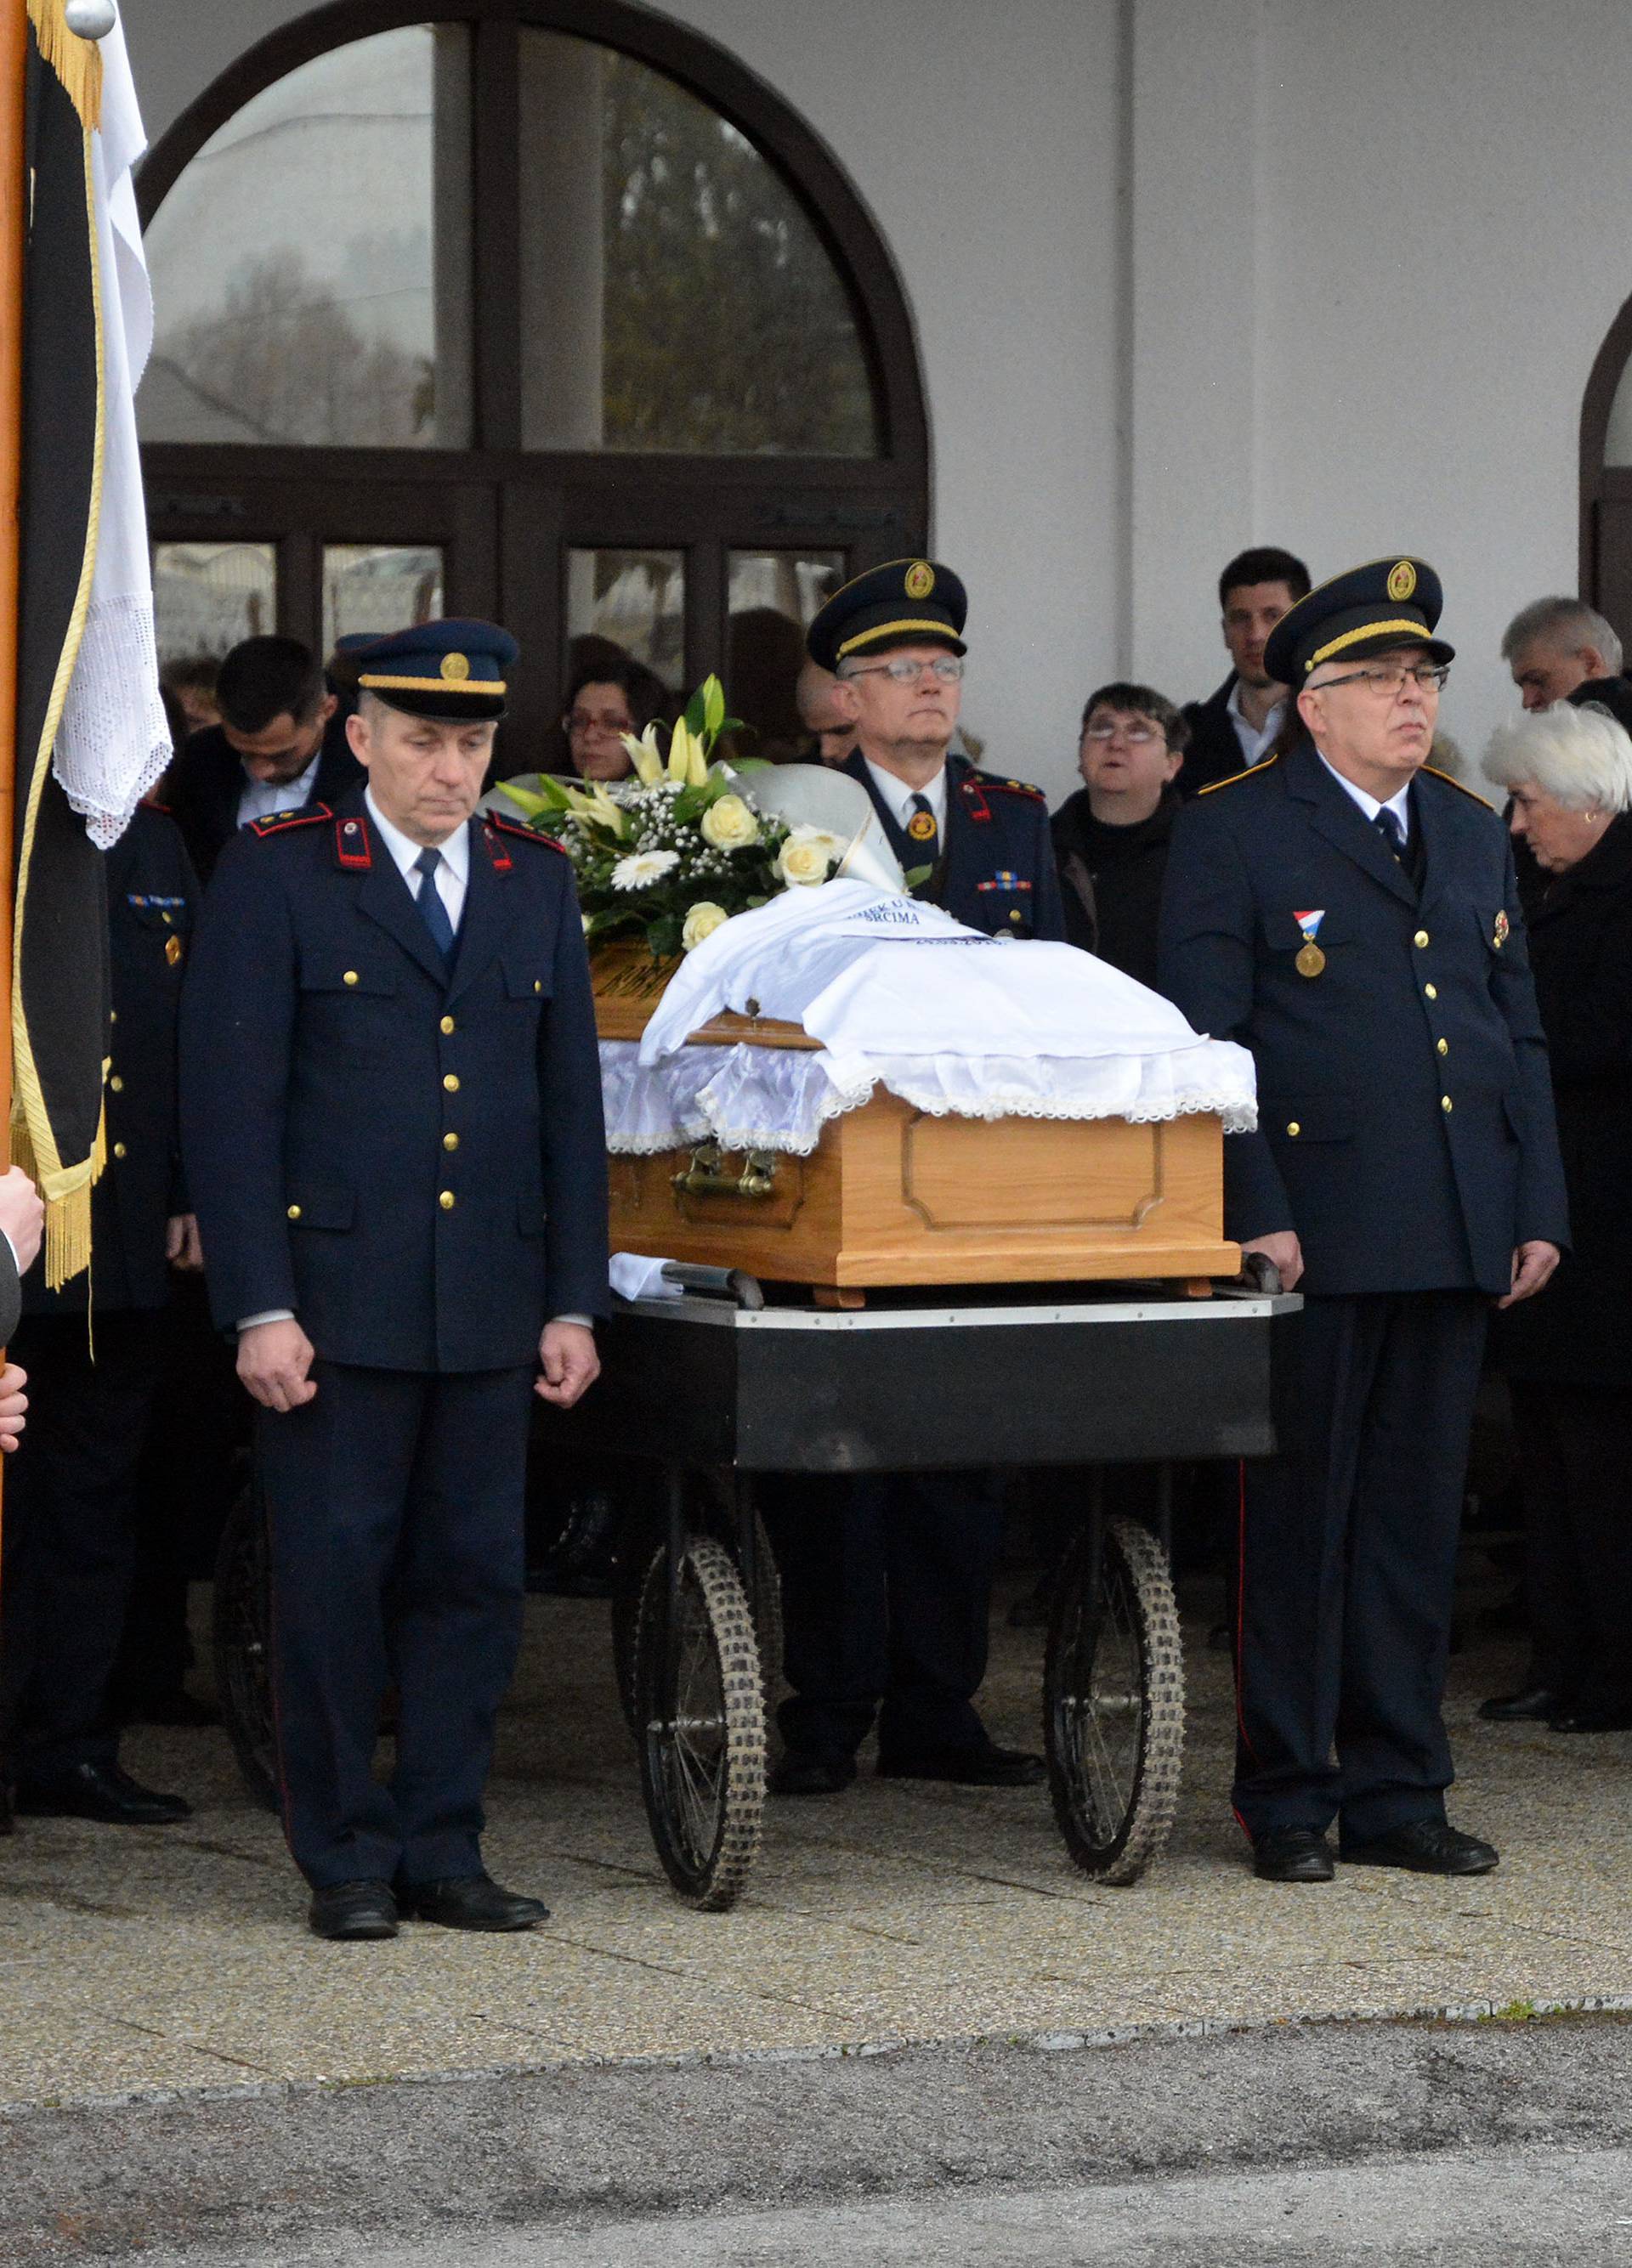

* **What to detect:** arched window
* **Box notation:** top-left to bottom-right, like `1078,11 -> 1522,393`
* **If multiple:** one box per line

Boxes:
139,1 -> 928,763
1578,294 -> 1632,646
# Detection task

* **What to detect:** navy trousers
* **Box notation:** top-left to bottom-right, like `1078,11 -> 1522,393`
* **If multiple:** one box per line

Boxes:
256,1360 -> 536,1889
766,1470 -> 1006,1763
1233,1290 -> 1488,1843
1,1312 -> 163,1779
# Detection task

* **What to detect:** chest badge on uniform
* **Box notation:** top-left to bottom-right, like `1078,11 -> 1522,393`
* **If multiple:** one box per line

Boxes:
1293,908 -> 1326,977
1493,908 -> 1510,948
165,934 -> 184,967
907,809 -> 938,842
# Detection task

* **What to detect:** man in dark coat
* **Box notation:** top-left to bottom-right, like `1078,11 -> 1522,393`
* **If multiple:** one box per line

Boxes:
168,635 -> 363,884
1181,547 -> 1311,795
181,619 -> 609,1941
3,802 -> 200,1825
811,559 -> 1066,942
1052,680 -> 1186,987
1160,557 -> 1567,1886
762,562 -> 1055,1802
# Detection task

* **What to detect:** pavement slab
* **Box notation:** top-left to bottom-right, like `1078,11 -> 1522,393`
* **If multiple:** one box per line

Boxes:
3,1562 -> 1632,2113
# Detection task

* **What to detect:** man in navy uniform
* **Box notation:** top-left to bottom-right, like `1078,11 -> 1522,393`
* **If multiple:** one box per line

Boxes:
1159,559 -> 1567,1883
809,558 -> 1067,942
763,563 -> 1057,1800
3,800 -> 201,1827
181,619 -> 609,1940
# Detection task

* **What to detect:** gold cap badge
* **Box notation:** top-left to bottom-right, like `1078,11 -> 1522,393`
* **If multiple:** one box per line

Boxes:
1386,560 -> 1418,602
904,561 -> 936,601
440,651 -> 471,682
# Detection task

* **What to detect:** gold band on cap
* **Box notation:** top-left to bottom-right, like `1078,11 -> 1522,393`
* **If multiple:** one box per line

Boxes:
838,618 -> 961,658
1306,619 -> 1432,672
360,672 -> 507,694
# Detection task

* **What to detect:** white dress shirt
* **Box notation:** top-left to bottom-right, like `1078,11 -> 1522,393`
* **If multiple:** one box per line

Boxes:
1316,750 -> 1413,840
365,788 -> 471,929
237,751 -> 321,829
1227,680 -> 1285,770
238,796 -> 591,1334
864,756 -> 948,833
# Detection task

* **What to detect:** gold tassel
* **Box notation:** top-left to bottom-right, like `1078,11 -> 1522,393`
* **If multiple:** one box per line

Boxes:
26,0 -> 103,131
10,1093 -> 105,1292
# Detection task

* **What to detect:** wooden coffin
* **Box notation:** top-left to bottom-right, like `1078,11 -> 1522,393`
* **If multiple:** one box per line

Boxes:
594,947 -> 1239,1292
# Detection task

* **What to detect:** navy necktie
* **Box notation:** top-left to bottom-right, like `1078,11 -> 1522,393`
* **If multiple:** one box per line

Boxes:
414,846 -> 456,965
905,791 -> 940,865
1373,807 -> 1406,862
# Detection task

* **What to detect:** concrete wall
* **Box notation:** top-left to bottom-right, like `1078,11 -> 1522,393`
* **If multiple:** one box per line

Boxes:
128,0 -> 1632,798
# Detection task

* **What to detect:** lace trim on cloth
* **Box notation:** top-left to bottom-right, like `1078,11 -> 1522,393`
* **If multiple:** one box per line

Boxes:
54,594 -> 173,848
600,1038 -> 1259,1156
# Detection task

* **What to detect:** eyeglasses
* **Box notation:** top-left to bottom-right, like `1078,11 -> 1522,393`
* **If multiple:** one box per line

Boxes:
564,708 -> 635,735
1315,664 -> 1450,697
845,656 -> 965,685
1084,720 -> 1164,745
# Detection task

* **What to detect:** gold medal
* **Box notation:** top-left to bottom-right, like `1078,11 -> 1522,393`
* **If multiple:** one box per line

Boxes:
165,934 -> 184,966
907,810 -> 938,842
1295,942 -> 1326,977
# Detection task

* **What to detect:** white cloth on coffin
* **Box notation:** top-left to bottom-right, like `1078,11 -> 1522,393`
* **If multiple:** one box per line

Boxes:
615,879 -> 1257,1151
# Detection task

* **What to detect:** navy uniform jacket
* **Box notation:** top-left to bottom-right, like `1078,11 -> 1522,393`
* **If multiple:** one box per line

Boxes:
841,749 -> 1067,940
1158,738 -> 1568,1298
24,804 -> 196,1319
170,710 -> 364,885
179,789 -> 609,1372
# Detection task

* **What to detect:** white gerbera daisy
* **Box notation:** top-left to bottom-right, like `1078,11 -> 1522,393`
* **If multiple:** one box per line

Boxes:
610,848 -> 680,891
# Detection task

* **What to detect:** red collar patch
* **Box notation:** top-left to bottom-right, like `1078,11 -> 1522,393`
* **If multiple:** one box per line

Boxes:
482,823 -> 513,874
333,812 -> 372,869
960,778 -> 992,823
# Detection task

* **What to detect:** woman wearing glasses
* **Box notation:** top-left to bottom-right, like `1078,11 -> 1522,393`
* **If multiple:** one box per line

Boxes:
1052,681 -> 1188,986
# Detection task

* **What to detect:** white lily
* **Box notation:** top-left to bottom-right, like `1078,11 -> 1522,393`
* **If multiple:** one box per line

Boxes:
667,717 -> 702,784
621,723 -> 666,788
560,783 -> 626,838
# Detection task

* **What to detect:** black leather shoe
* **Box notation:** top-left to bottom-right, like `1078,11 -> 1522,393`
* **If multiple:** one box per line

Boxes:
770,1752 -> 856,1796
1478,1686 -> 1561,1723
1252,1827 -> 1334,1883
876,1744 -> 1046,1789
1340,1820 -> 1499,1875
398,1873 -> 549,1931
1548,1705 -> 1632,1734
13,1761 -> 191,1825
309,1880 -> 398,1941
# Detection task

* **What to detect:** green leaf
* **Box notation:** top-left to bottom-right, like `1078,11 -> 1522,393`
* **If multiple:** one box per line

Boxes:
490,781 -> 551,819
683,684 -> 708,738
903,864 -> 933,889
646,913 -> 683,959
728,755 -> 772,775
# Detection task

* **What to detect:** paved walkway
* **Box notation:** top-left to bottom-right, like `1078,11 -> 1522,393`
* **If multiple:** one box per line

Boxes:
3,1564 -> 1630,2109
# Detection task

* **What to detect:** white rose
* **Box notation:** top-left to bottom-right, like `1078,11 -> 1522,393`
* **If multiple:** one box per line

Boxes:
776,826 -> 841,888
681,901 -> 730,952
700,794 -> 759,851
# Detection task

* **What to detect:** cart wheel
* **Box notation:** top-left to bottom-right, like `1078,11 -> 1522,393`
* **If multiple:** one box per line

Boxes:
613,1504 -> 782,1736
1044,1512 -> 1184,1886
211,1486 -> 281,1814
634,1536 -> 766,1910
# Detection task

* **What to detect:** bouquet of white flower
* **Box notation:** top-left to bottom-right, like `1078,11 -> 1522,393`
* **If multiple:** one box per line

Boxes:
493,676 -> 848,965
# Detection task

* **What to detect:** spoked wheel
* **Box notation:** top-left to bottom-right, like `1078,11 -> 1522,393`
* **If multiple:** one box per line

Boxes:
613,1493 -> 781,1737
1044,1512 -> 1185,1885
634,1536 -> 766,1910
211,1485 -> 280,1813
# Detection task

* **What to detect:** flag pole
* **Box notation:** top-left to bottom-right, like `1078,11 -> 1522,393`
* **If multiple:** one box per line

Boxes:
1,0 -> 25,1154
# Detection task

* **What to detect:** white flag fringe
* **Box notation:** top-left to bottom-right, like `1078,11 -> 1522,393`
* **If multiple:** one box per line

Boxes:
54,11 -> 170,850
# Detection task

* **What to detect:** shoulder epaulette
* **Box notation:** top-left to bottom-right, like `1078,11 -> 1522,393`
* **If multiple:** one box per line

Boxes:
486,812 -> 566,852
1420,763 -> 1494,806
1198,757 -> 1280,795
246,801 -> 332,838
969,770 -> 1047,802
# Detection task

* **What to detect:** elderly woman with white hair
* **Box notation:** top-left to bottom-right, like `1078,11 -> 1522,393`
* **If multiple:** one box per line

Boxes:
1479,700 -> 1632,1733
